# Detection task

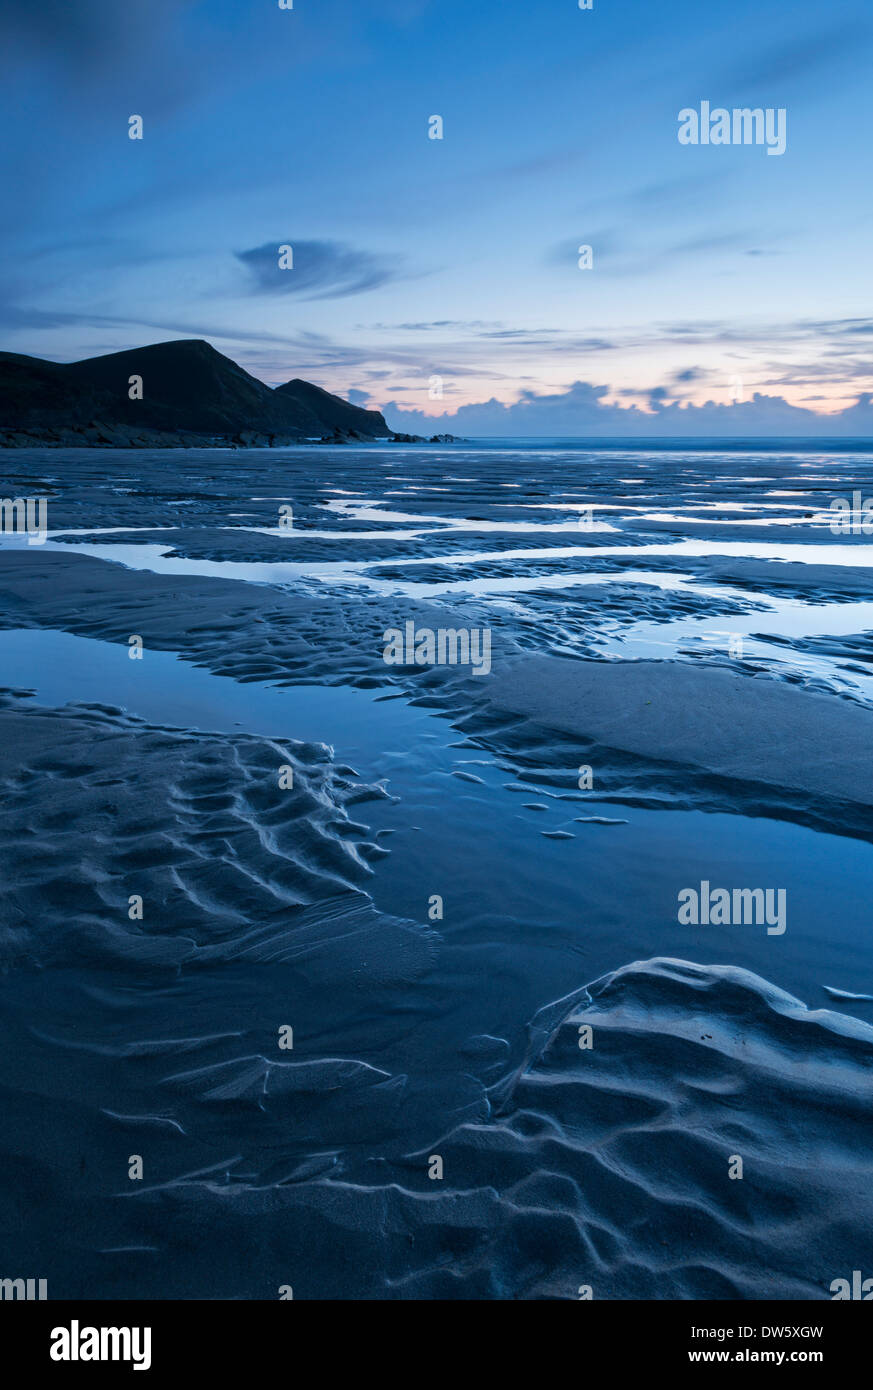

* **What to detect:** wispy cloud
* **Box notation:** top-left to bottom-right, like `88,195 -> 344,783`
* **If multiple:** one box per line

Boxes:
717,22 -> 872,98
235,240 -> 403,301
547,229 -> 762,279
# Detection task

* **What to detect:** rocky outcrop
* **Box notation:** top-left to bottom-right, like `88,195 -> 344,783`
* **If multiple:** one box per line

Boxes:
389,431 -> 460,444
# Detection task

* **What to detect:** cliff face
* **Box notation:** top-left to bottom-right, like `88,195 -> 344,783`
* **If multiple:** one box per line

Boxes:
0,339 -> 390,446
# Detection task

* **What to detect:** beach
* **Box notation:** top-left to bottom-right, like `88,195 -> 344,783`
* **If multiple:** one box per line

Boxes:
1,440 -> 872,1298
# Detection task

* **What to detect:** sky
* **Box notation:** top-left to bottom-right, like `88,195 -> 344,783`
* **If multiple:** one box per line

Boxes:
2,0 -> 872,434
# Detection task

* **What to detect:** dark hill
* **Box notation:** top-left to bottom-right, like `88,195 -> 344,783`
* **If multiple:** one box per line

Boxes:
274,377 -> 388,440
0,339 -> 390,446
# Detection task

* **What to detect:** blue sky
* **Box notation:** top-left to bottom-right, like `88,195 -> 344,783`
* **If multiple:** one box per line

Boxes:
2,0 -> 872,432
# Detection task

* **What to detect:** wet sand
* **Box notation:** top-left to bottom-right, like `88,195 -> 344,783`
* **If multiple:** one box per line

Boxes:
2,442 -> 872,1298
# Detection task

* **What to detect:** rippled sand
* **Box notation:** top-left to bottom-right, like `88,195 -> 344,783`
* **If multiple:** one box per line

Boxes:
1,442 -> 872,1298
